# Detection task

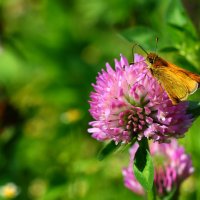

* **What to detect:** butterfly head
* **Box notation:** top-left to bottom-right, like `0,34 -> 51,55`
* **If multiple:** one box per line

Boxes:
147,53 -> 158,64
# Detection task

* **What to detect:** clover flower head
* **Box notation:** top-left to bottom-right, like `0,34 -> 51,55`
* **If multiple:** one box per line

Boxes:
122,140 -> 194,196
88,54 -> 193,143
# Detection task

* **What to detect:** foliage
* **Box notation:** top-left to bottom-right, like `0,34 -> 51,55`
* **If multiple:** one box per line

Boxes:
133,138 -> 154,192
0,0 -> 199,199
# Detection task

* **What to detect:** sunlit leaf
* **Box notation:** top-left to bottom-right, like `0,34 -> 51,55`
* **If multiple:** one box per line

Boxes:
133,138 -> 154,191
166,0 -> 197,39
166,0 -> 188,28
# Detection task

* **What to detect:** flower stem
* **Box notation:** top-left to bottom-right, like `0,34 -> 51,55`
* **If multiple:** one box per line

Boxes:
146,183 -> 157,200
138,138 -> 156,200
171,187 -> 180,200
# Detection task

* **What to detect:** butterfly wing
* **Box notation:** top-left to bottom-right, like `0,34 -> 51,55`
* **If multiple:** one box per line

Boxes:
169,62 -> 200,84
152,66 -> 199,104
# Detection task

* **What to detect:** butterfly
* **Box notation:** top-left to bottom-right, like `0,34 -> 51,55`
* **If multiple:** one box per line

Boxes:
146,52 -> 200,104
134,41 -> 200,104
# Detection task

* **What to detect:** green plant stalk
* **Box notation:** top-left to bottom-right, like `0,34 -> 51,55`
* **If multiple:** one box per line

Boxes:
137,138 -> 156,200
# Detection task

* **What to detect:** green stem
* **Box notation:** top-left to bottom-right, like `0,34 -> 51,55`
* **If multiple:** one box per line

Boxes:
138,138 -> 156,200
146,183 -> 157,200
171,187 -> 179,200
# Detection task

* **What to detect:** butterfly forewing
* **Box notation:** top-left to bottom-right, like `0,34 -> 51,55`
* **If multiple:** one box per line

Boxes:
147,52 -> 200,104
151,66 -> 198,104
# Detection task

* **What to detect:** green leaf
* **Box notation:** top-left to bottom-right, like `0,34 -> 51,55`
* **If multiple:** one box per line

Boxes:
159,46 -> 179,53
98,137 -> 137,161
166,0 -> 188,28
133,138 -> 154,191
98,141 -> 120,161
120,26 -> 158,51
187,101 -> 200,118
166,0 -> 197,39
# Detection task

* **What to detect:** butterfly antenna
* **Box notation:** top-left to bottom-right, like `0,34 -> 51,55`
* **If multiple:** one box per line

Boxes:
130,43 -> 148,65
132,43 -> 148,56
138,44 -> 148,55
155,37 -> 159,53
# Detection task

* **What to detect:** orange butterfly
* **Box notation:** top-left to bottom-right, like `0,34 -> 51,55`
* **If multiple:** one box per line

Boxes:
135,42 -> 200,104
147,52 -> 200,104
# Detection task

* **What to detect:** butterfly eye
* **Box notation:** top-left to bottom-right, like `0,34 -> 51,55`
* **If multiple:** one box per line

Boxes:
148,58 -> 154,64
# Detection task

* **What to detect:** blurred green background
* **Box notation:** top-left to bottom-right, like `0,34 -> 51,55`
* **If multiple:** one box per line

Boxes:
0,0 -> 200,199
